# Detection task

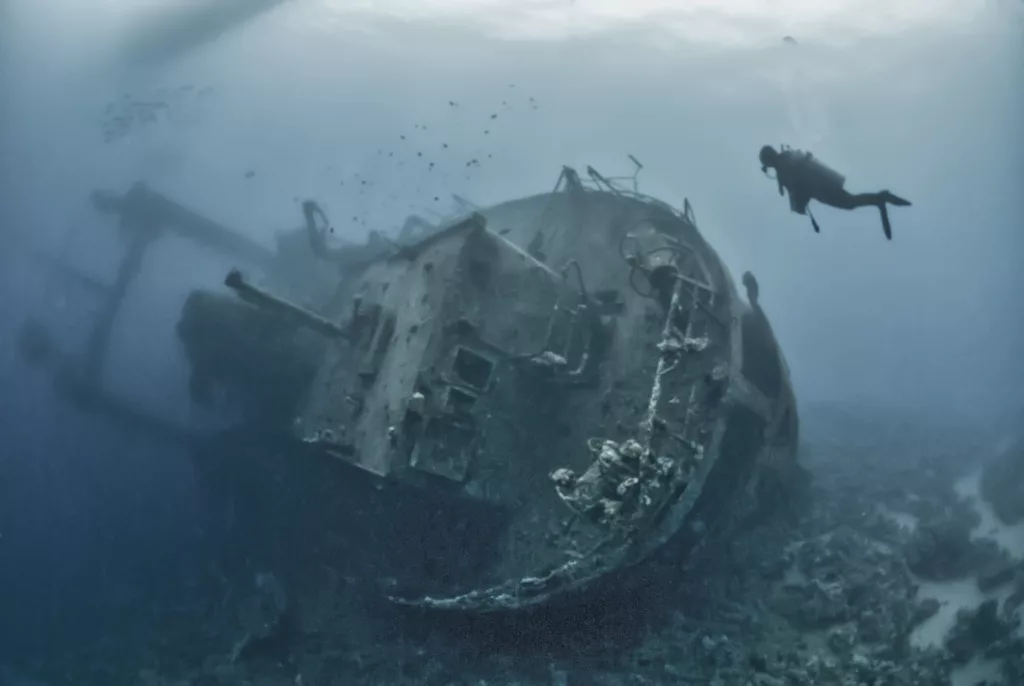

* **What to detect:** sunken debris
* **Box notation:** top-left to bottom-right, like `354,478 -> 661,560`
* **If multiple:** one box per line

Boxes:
173,162 -> 803,613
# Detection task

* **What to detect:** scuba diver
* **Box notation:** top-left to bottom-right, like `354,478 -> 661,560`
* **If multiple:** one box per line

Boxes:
759,145 -> 911,240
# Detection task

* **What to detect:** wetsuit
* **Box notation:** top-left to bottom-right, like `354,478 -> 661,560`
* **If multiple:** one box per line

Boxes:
767,147 -> 911,240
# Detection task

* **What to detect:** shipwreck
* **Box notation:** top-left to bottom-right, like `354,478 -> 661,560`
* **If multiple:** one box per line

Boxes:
19,162 -> 802,613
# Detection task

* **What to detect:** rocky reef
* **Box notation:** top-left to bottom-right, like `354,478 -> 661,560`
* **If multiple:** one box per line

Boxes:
980,438 -> 1024,526
4,405 -> 1021,686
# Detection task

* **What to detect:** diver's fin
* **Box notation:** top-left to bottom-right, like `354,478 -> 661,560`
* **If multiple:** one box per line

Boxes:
879,205 -> 892,240
884,192 -> 911,207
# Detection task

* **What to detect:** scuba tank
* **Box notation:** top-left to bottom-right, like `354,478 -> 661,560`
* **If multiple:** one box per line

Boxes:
776,145 -> 845,235
801,154 -> 846,194
796,152 -> 845,234
781,145 -> 846,195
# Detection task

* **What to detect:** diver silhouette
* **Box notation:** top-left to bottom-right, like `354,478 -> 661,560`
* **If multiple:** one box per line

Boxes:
759,145 -> 911,240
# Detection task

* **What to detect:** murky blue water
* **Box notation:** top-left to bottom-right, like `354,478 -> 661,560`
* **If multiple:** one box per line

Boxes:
0,0 -> 1021,681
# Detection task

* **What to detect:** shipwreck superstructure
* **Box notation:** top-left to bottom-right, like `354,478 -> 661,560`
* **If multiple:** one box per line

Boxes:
19,163 -> 802,613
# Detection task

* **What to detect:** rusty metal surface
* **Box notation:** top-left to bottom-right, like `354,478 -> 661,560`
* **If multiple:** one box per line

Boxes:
169,166 -> 800,613
284,183 -> 798,610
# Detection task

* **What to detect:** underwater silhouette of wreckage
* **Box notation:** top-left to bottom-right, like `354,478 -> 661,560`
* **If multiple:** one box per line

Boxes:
18,158 -> 802,614
15,181 -> 283,444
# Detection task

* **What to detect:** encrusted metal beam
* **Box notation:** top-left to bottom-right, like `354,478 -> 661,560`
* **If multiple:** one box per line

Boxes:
224,269 -> 349,339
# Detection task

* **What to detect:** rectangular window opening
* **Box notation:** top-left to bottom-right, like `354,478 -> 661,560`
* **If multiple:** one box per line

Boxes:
446,386 -> 478,414
452,346 -> 494,391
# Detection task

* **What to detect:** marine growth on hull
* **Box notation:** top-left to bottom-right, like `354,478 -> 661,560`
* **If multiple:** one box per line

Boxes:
93,165 -> 802,613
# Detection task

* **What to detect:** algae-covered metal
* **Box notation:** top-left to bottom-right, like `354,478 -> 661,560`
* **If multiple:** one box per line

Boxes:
173,166 -> 802,612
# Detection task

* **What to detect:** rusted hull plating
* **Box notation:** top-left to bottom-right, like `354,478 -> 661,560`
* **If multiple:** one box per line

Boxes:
181,176 -> 800,613
384,190 -> 798,611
